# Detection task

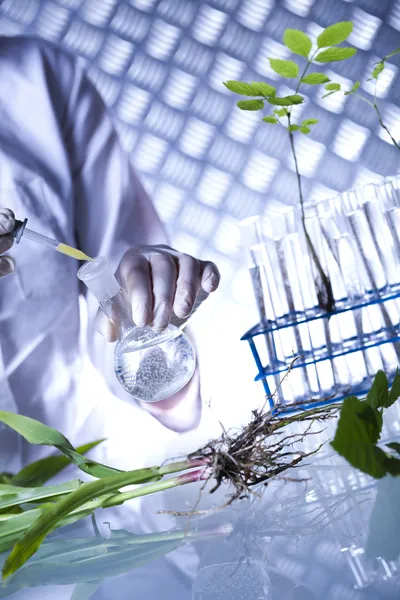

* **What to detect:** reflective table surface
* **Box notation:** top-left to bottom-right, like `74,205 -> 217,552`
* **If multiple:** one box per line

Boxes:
1,418 -> 400,600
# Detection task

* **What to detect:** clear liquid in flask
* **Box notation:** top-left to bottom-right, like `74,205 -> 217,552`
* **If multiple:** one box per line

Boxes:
114,325 -> 196,403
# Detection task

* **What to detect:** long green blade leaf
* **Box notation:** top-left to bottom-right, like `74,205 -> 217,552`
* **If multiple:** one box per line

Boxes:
0,411 -> 75,449
2,467 -> 161,580
10,440 -> 105,487
0,480 -> 82,510
0,411 -> 123,479
0,510 -> 43,538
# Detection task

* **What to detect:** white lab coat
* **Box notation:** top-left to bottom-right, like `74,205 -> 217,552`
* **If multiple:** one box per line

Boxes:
0,35 -> 203,598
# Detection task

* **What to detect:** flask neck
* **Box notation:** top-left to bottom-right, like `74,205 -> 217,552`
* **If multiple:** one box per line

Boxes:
100,289 -> 135,339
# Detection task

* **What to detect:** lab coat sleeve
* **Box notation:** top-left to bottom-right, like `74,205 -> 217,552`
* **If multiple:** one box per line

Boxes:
56,48 -> 202,430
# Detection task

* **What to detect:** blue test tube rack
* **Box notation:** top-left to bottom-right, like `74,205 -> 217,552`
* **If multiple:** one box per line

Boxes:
241,287 -> 400,415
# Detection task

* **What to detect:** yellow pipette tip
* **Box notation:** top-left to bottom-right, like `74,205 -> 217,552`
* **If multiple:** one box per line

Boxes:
56,243 -> 92,262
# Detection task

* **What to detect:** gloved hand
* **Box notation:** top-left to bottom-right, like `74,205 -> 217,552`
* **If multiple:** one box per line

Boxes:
95,244 -> 220,341
0,208 -> 15,278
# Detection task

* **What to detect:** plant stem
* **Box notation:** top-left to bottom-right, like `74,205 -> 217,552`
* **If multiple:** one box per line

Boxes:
373,102 -> 400,151
287,113 -> 335,313
351,92 -> 375,109
70,469 -> 208,516
158,459 -> 208,476
283,54 -> 335,313
91,513 -> 100,537
352,92 -> 400,151
295,56 -> 313,94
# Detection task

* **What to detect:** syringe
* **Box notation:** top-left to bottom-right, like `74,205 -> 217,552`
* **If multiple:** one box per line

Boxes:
12,218 -> 92,261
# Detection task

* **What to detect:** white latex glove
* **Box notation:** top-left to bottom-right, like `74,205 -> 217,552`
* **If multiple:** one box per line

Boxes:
94,244 -> 220,341
0,208 -> 15,278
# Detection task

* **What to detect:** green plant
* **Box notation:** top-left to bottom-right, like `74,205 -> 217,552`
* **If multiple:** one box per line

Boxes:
0,402 -> 336,581
338,48 -> 400,151
331,371 -> 400,566
331,369 -> 400,478
223,21 -> 358,313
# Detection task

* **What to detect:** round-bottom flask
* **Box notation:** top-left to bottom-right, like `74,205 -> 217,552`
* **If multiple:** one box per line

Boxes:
78,257 -> 196,403
114,323 -> 196,402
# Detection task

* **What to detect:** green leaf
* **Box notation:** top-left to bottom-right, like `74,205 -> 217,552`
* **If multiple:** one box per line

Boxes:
386,442 -> 400,455
283,29 -> 312,58
371,61 -> 385,79
366,370 -> 389,410
383,455 -> 400,476
288,124 -> 300,132
223,81 -> 259,96
286,95 -> 303,104
358,404 -> 383,443
0,410 -> 123,479
223,81 -> 276,97
0,510 -> 43,551
262,116 -> 278,123
10,440 -> 105,488
251,82 -> 276,97
301,73 -> 331,85
0,410 -> 75,449
330,396 -> 386,478
302,118 -> 318,126
267,97 -> 293,106
2,467 -> 163,580
315,47 -> 357,63
267,95 -> 304,106
0,480 -> 82,511
344,80 -> 360,95
275,108 -> 289,116
268,58 -> 299,78
300,126 -> 311,134
325,82 -> 341,91
388,369 -> 400,407
237,99 -> 264,110
317,22 -> 354,48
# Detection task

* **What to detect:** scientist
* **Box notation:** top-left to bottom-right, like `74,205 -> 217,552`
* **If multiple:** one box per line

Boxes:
0,34 -> 220,452
0,35 -> 220,599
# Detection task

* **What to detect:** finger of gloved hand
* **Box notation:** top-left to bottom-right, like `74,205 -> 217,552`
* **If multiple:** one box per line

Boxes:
173,254 -> 201,319
0,234 -> 14,254
0,208 -> 15,235
200,261 -> 221,293
149,253 -> 177,332
118,249 -> 153,327
0,256 -> 15,278
94,308 -> 119,343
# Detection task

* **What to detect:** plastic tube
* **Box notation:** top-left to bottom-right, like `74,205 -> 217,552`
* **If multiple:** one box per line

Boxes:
12,218 -> 92,261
